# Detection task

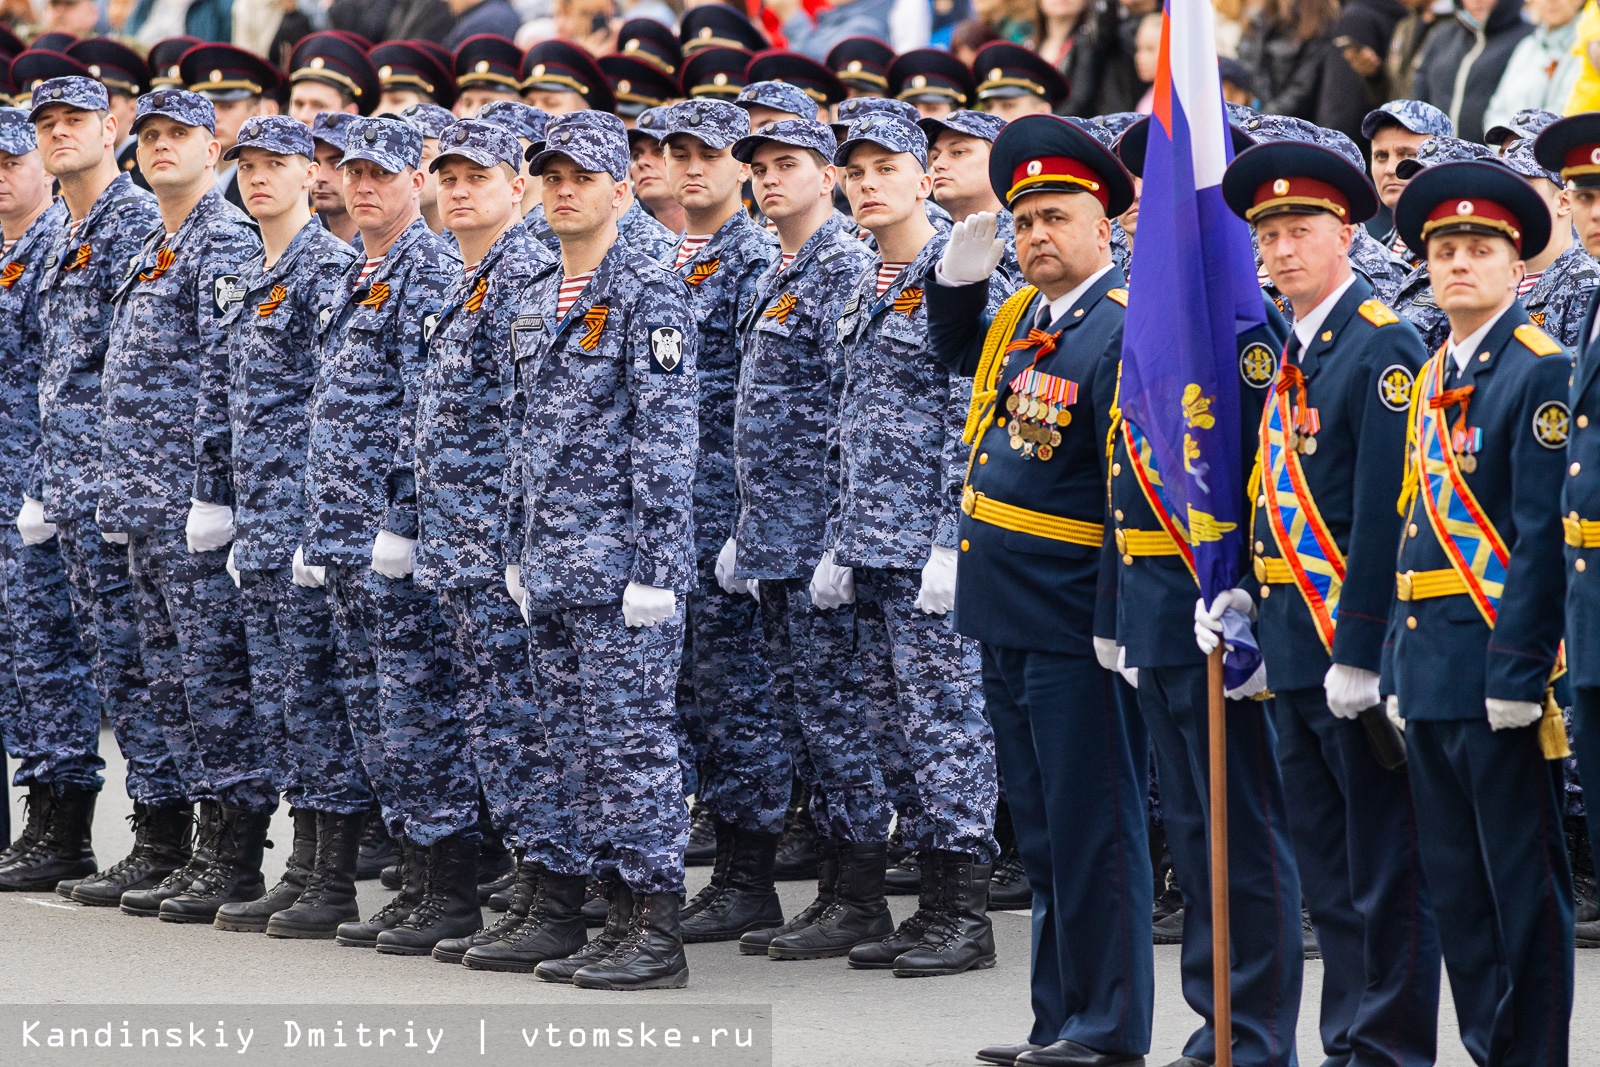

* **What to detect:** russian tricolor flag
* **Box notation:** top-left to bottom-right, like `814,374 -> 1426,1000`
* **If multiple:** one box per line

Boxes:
1121,0 -> 1263,606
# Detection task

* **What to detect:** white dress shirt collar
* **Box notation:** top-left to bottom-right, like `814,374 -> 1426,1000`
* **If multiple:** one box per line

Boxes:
1447,304 -> 1512,374
1041,263 -> 1116,328
1290,273 -> 1357,352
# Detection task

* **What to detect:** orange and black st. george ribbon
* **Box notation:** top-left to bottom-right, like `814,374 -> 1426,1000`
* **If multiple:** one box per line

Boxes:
579,305 -> 608,350
464,275 -> 489,313
892,286 -> 923,315
63,243 -> 92,272
355,281 -> 391,311
0,262 -> 24,289
687,258 -> 721,286
762,293 -> 797,325
257,284 -> 288,317
137,245 -> 175,282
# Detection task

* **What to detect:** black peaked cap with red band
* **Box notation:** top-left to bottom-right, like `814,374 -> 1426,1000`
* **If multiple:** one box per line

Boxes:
987,113 -> 1134,216
1533,113 -> 1600,189
1220,140 -> 1378,226
1394,159 -> 1550,260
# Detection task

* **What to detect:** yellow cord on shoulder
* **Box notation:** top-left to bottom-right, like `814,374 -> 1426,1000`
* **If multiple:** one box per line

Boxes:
1396,357 -> 1430,517
962,285 -> 1038,446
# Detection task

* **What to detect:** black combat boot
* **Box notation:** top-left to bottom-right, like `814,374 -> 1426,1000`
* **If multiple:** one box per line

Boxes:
478,844 -> 516,905
767,840 -> 893,959
268,810 -> 365,938
463,867 -> 588,972
334,836 -> 425,946
0,785 -> 97,891
885,850 -> 921,895
535,879 -> 632,983
1570,816 -> 1600,948
0,783 -> 50,872
435,858 -> 535,963
848,850 -> 943,969
71,804 -> 192,906
682,826 -> 783,942
122,800 -> 223,916
581,878 -> 607,925
888,851 -> 996,977
159,806 -> 271,923
486,851 -> 525,913
739,838 -> 838,955
375,833 -> 482,955
681,817 -> 734,921
571,891 -> 688,990
988,798 -> 1031,910
686,803 -> 717,865
379,863 -> 401,890
215,808 -> 316,932
773,791 -> 819,880
354,802 -> 397,880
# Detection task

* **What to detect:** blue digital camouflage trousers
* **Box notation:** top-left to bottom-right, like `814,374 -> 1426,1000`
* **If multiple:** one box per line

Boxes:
128,530 -> 276,812
438,583 -> 570,870
760,577 -> 893,842
0,527 -> 103,790
853,566 -> 998,862
54,519 -> 182,804
528,604 -> 688,894
326,564 -> 477,845
238,566 -> 371,814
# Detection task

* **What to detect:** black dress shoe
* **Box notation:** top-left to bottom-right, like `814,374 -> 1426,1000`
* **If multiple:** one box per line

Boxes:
976,1040 -> 1042,1065
1016,1040 -> 1145,1066
1160,1057 -> 1210,1067
1302,909 -> 1320,960
1152,906 -> 1183,945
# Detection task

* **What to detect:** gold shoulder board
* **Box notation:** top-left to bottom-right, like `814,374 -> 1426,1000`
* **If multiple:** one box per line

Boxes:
1106,287 -> 1128,307
1514,322 -> 1563,357
1357,299 -> 1399,327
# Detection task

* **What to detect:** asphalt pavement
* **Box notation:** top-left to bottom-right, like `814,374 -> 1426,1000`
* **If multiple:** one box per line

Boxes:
2,727 -> 1597,1066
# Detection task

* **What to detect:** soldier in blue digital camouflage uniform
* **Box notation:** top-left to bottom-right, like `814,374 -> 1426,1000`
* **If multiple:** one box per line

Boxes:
94,88 -> 274,924
1386,160 -> 1575,1067
296,116 -> 475,954
310,112 -> 359,247
0,106 -> 104,893
1215,138 -> 1440,1067
925,114 -> 1150,1066
829,97 -> 955,237
920,110 -> 1020,287
736,81 -> 818,129
192,116 -> 372,940
1498,137 -> 1600,350
791,113 -> 1000,977
1486,107 -> 1560,154
722,118 -> 894,957
1089,113 -> 1141,277
654,98 -> 788,944
509,110 -> 700,991
397,101 -> 458,237
1360,99 -> 1453,269
1391,136 -> 1498,354
24,77 -> 190,908
403,119 -> 578,969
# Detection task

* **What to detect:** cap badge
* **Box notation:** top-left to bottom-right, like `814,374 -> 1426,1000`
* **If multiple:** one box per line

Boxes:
713,73 -> 728,86
310,57 -> 326,70
453,127 -> 469,143
364,127 -> 377,143
626,39 -> 640,51
988,67 -> 1002,80
1457,200 -> 1473,215
698,26 -> 713,38
1590,148 -> 1600,165
379,65 -> 393,79
477,61 -> 491,73
209,69 -> 222,82
618,79 -> 631,93
1272,178 -> 1289,195
89,65 -> 101,77
847,60 -> 862,72
1026,160 -> 1042,176
911,75 -> 926,88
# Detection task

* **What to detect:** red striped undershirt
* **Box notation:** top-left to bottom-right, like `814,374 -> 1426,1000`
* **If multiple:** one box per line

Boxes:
556,270 -> 595,318
675,234 -> 711,269
876,261 -> 909,297
780,251 -> 796,271
1517,269 -> 1543,297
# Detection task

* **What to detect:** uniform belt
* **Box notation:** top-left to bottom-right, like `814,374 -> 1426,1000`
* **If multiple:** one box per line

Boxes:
1253,556 -> 1294,584
1394,569 -> 1467,601
1114,528 -> 1183,557
962,486 -> 1104,547
1565,514 -> 1600,548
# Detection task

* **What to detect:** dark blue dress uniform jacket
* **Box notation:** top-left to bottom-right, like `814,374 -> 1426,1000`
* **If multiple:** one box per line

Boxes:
926,266 -> 1124,657
1563,289 -> 1600,688
1385,305 -> 1571,719
1250,278 -> 1428,692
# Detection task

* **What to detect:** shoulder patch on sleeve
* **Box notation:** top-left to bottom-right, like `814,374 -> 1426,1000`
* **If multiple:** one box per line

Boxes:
1377,363 -> 1415,412
1358,299 -> 1399,327
1105,287 -> 1128,307
1239,342 -> 1277,388
1514,322 -> 1563,357
649,325 -> 685,373
1533,400 -> 1571,448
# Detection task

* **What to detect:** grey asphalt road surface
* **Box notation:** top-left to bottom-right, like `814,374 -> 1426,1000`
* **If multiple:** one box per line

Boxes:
2,727 -> 1597,1066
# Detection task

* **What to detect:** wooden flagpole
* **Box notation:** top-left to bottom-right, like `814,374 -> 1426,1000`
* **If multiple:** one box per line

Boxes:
1207,646 -> 1232,1067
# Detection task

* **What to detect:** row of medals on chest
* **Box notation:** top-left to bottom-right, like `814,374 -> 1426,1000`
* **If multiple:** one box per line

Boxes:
1005,391 -> 1069,461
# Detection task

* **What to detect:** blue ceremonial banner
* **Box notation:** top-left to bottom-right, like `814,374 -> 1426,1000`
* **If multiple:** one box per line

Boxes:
1121,0 -> 1265,682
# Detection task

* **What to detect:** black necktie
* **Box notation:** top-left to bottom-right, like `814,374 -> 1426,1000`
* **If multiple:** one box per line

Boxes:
1285,333 -> 1302,365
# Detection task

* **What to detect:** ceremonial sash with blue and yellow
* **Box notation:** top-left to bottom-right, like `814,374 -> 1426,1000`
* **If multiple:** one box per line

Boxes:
1408,353 -> 1508,625
1121,420 -> 1197,579
1258,361 -> 1345,651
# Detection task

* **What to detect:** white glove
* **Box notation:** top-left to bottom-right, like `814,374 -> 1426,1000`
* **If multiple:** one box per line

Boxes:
225,544 -> 241,587
184,498 -> 235,554
1093,636 -> 1120,671
809,549 -> 855,609
621,581 -> 675,627
370,530 -> 416,579
1194,589 -> 1255,654
291,545 -> 325,589
715,537 -> 751,596
1116,645 -> 1138,689
913,544 -> 958,615
505,564 -> 526,607
1486,698 -> 1542,731
95,504 -> 128,545
748,578 -> 760,603
1225,659 -> 1269,701
1324,664 -> 1379,720
1386,694 -> 1405,732
15,496 -> 56,546
936,212 -> 1005,286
